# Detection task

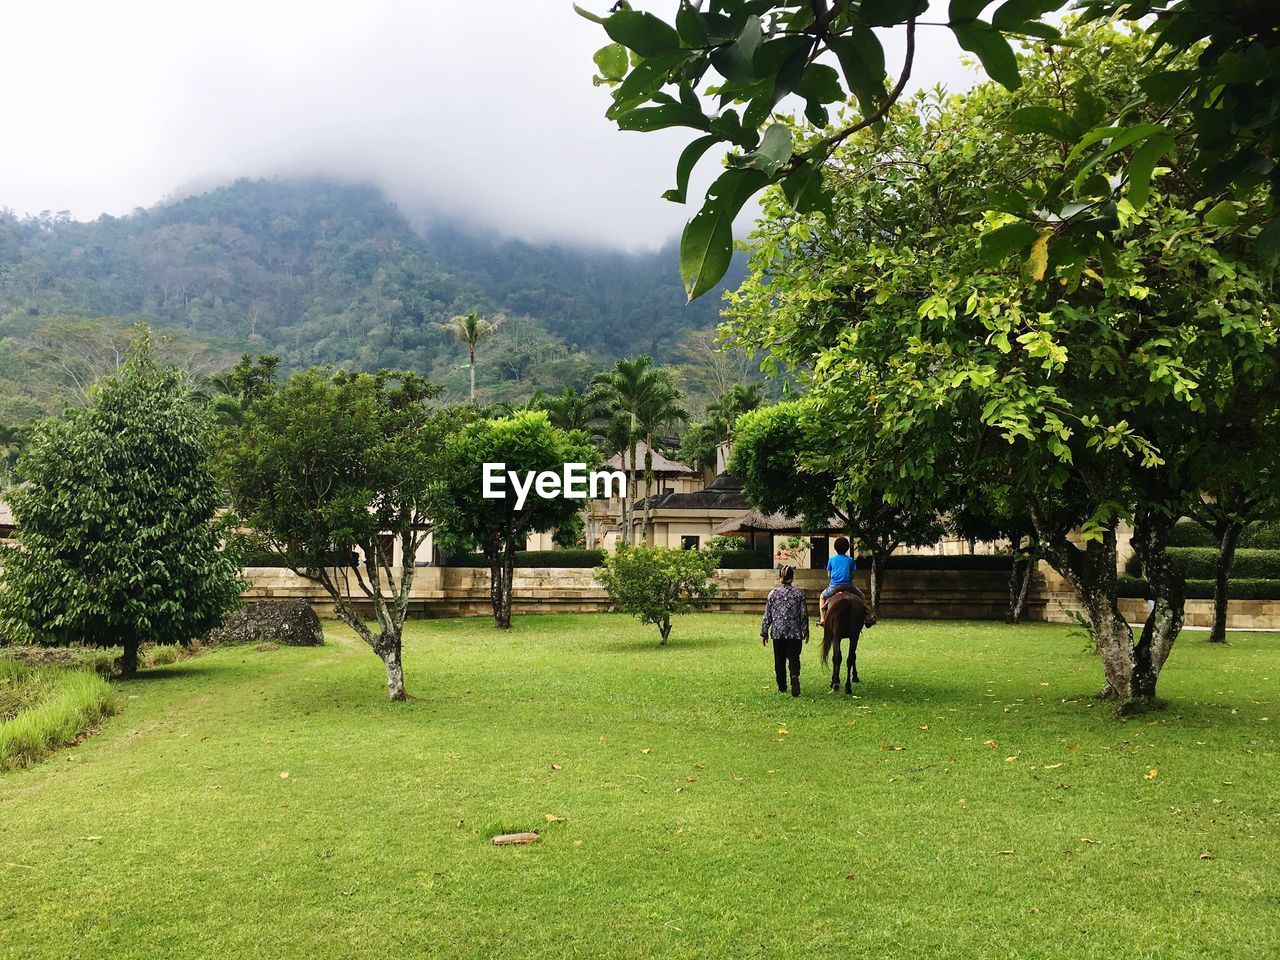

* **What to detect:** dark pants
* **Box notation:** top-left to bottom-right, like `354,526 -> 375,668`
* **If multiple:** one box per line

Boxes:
772,636 -> 802,691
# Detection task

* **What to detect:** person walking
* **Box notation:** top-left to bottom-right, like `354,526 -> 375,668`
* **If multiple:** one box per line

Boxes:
761,564 -> 809,696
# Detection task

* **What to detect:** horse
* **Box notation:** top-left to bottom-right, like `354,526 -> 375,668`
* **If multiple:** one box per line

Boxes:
820,587 -> 867,694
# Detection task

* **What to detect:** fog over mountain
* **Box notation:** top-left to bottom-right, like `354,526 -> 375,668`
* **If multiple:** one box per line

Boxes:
2,1 -> 982,249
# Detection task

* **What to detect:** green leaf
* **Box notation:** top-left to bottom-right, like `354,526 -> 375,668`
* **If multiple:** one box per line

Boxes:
605,10 -> 682,59
1138,69 -> 1196,104
1100,122 -> 1165,159
781,160 -> 832,219
859,0 -> 928,28
675,1 -> 709,46
1256,217 -> 1280,270
980,221 -> 1038,265
1126,133 -> 1174,209
741,123 -> 793,176
709,14 -> 762,83
572,3 -> 607,25
616,104 -> 711,133
1006,106 -> 1083,141
949,0 -> 990,21
829,29 -> 887,112
990,0 -> 1061,29
593,43 -> 630,82
663,135 -> 719,204
795,64 -> 845,105
952,21 -> 1021,90
1204,200 -> 1239,227
681,168 -> 768,301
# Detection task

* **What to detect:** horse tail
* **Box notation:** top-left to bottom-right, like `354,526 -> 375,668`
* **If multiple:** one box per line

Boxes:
821,625 -> 833,666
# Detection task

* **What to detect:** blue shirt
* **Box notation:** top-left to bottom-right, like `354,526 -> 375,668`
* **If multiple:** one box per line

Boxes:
827,553 -> 854,585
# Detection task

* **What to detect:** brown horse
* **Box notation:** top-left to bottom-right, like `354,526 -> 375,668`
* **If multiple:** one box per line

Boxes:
820,588 -> 867,693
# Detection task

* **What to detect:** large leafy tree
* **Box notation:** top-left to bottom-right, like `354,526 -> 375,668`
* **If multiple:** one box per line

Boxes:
580,2 -> 1280,300
730,401 -> 941,615
221,368 -> 464,700
724,23 -> 1278,707
0,332 -> 244,675
433,411 -> 600,628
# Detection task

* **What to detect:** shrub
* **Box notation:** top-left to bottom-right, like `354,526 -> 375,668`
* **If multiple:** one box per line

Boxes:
448,549 -> 605,568
1170,548 -> 1280,579
876,554 -> 1015,571
716,550 -> 773,569
595,544 -> 720,644
1167,520 -> 1280,550
1116,575 -> 1280,601
0,664 -> 117,770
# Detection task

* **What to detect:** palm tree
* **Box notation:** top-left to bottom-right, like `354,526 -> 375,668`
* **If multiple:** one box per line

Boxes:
591,356 -> 664,545
533,386 -> 598,431
637,376 -> 688,545
0,423 -> 29,487
442,310 -> 500,402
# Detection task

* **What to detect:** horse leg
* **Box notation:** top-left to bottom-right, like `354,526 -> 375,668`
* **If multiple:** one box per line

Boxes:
830,638 -> 842,691
848,630 -> 862,690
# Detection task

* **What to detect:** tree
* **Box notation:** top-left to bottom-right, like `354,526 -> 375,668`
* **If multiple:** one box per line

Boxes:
636,373 -> 688,544
200,354 -> 280,427
580,2 -> 1279,300
729,401 -> 942,616
530,385 -> 599,431
722,23 -> 1278,708
221,368 -> 463,700
591,356 -> 669,544
433,411 -> 600,629
0,331 -> 243,675
0,422 -> 29,487
595,543 -> 721,644
680,381 -> 764,471
442,310 -> 500,402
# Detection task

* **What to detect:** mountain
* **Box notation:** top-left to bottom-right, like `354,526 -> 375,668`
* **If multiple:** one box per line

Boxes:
0,177 -> 745,420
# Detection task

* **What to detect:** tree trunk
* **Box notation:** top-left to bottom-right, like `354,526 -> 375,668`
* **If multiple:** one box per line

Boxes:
868,548 -> 887,618
643,442 -> 654,547
495,538 -> 516,629
468,346 -> 477,402
1006,536 -> 1034,625
1209,522 -> 1241,644
378,633 -> 407,701
119,639 -> 140,677
1130,508 -> 1184,702
1032,514 -> 1136,707
485,544 -> 504,624
659,615 -> 671,645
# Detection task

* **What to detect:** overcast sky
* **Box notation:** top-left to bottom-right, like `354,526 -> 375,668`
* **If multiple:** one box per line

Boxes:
2,1 -> 984,249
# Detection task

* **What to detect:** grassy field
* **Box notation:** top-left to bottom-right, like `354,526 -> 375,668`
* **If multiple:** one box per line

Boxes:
0,614 -> 1275,959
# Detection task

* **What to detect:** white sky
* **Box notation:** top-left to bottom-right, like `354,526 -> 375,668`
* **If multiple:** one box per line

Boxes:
0,1 -> 983,248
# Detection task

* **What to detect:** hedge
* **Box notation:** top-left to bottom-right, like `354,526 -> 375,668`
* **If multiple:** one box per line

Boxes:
717,550 -> 773,569
1167,520 -> 1280,550
1165,548 -> 1280,579
447,549 -> 606,568
1117,575 -> 1280,601
875,554 -> 1015,571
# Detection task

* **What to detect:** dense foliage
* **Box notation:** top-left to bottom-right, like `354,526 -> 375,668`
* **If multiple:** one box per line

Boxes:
595,543 -> 722,643
220,367 -> 464,699
0,178 -> 745,422
0,333 -> 244,674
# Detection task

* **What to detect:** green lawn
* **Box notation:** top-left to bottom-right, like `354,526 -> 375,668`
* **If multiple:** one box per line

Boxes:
1,615 -> 1276,959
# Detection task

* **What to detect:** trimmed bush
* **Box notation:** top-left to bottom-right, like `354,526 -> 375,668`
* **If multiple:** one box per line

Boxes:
1167,520 -> 1280,550
876,554 -> 1015,571
1171,548 -> 1280,579
1117,575 -> 1280,601
448,549 -> 606,569
716,550 -> 773,569
0,663 -> 117,770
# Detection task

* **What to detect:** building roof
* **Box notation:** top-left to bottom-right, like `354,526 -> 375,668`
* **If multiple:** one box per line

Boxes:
607,441 -> 697,477
712,510 -> 847,536
633,472 -> 751,512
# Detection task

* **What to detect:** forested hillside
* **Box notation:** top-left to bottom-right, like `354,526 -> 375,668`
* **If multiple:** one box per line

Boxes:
0,178 -> 743,420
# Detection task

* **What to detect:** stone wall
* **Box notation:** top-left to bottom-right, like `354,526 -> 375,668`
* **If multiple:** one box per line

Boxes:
242,565 -> 1026,621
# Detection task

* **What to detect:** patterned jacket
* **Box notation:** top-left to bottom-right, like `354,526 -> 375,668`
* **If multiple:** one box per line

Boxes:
761,583 -> 809,641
